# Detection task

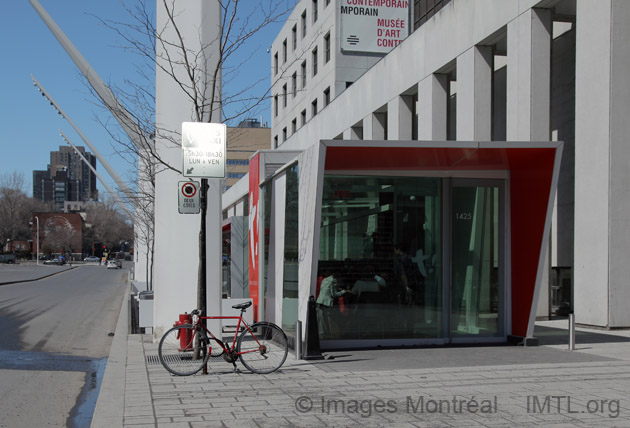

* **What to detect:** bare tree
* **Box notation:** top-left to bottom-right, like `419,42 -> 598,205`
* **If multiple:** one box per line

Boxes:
95,0 -> 296,172
84,197 -> 134,250
41,217 -> 77,255
88,0 -> 296,289
0,172 -> 49,250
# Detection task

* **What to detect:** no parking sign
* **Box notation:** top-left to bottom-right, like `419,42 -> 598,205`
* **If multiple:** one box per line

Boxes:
178,181 -> 200,214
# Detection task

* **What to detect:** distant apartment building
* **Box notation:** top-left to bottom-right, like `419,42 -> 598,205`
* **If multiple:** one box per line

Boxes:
33,145 -> 98,211
224,119 -> 271,189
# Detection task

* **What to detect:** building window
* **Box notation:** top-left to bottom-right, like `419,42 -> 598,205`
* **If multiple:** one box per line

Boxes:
292,72 -> 297,97
292,24 -> 297,50
282,39 -> 287,63
301,61 -> 307,88
226,159 -> 249,165
301,109 -> 307,126
227,172 -> 247,179
283,127 -> 287,142
274,94 -> 278,116
325,0 -> 330,6
324,87 -> 330,106
301,10 -> 307,38
312,47 -> 318,76
313,0 -> 318,22
273,135 -> 278,148
324,32 -> 331,63
292,118 -> 297,134
283,83 -> 287,107
414,0 -> 452,30
274,52 -> 278,75
312,98 -> 318,117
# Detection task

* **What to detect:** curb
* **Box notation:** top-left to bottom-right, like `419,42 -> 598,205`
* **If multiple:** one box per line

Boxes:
0,266 -> 78,286
90,283 -> 130,428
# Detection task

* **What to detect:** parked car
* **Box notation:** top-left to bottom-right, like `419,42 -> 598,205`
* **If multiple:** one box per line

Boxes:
44,258 -> 65,265
0,254 -> 16,264
84,256 -> 100,263
106,259 -> 122,269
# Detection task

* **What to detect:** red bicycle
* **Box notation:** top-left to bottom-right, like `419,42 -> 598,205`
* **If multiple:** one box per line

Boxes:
158,301 -> 288,375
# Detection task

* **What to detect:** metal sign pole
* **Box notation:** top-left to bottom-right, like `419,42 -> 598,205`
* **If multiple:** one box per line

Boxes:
198,178 -> 208,374
568,313 -> 575,351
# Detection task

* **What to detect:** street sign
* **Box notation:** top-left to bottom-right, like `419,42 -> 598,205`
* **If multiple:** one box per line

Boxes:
182,122 -> 226,178
178,180 -> 201,214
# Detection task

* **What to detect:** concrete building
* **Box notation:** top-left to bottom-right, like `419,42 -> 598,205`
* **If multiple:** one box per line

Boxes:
31,212 -> 84,257
32,145 -> 98,211
270,0 -> 388,147
224,120 -> 271,190
223,0 -> 630,351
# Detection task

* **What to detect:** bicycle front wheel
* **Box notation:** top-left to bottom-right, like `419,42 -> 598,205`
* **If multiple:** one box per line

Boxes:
237,322 -> 288,374
158,325 -> 208,376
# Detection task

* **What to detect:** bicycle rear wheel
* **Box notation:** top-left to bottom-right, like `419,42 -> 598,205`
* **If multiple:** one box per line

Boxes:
237,322 -> 288,374
158,324 -> 209,376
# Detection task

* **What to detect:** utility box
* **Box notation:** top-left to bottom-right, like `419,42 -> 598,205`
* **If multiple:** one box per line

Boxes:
138,290 -> 154,334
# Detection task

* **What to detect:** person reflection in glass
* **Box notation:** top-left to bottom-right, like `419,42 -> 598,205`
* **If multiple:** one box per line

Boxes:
316,271 -> 349,337
394,243 -> 421,305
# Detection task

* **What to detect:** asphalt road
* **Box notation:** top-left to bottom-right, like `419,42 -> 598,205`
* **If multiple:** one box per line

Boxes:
0,265 -> 128,428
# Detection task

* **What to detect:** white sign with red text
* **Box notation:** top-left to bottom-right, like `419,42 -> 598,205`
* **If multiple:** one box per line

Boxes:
340,0 -> 409,54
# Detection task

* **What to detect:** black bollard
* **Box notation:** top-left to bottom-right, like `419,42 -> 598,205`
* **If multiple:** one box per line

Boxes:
303,295 -> 324,360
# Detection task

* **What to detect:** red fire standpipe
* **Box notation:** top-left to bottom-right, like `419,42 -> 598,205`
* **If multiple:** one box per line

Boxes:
174,313 -> 193,351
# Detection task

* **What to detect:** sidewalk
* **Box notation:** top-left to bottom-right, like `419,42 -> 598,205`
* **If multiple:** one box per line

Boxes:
92,297 -> 630,427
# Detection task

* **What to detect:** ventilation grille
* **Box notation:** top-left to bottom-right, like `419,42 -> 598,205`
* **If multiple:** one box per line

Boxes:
146,354 -> 161,365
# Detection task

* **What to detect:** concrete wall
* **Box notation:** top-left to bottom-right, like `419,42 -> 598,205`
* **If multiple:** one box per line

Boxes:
153,0 -> 223,337
575,0 -> 630,328
279,0 -> 534,151
607,0 -> 630,327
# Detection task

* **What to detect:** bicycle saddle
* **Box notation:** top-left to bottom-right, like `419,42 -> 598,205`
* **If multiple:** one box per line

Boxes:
232,301 -> 252,310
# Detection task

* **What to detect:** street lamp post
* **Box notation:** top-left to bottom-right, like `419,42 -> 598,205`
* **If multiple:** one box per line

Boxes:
35,216 -> 40,266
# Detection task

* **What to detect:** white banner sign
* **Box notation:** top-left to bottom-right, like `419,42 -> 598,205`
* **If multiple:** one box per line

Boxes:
340,0 -> 410,54
182,122 -> 226,178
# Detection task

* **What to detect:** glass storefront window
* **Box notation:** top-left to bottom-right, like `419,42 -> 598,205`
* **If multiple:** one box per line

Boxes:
317,175 -> 442,341
261,182 -> 272,318
450,184 -> 503,338
282,165 -> 299,334
222,229 -> 231,298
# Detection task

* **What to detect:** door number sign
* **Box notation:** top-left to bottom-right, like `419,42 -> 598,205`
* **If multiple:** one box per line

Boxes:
178,181 -> 200,214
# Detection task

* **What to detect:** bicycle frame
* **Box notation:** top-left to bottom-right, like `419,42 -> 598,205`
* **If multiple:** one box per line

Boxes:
193,313 -> 263,357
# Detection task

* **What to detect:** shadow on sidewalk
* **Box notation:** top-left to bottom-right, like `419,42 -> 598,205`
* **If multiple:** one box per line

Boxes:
534,324 -> 630,346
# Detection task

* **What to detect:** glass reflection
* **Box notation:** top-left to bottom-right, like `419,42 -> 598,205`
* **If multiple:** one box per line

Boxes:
317,176 -> 442,340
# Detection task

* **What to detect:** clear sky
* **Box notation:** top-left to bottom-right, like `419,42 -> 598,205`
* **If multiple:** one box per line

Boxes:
1,0 -> 288,197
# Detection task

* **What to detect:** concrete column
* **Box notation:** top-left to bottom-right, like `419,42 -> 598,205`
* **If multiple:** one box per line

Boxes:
153,0 -> 223,337
456,46 -> 493,140
343,125 -> 362,140
507,8 -> 551,141
366,112 -> 386,140
418,74 -> 448,140
575,0 -> 630,328
362,114 -> 374,140
387,95 -> 413,140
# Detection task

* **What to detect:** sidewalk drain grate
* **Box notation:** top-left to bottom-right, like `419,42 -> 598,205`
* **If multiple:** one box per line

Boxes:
146,355 -> 161,365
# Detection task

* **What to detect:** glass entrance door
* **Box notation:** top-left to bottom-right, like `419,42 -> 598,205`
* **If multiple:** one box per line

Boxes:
449,180 -> 505,340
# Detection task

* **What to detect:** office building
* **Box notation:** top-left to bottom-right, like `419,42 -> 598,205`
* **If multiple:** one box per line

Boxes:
33,145 -> 98,211
222,0 -> 630,351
